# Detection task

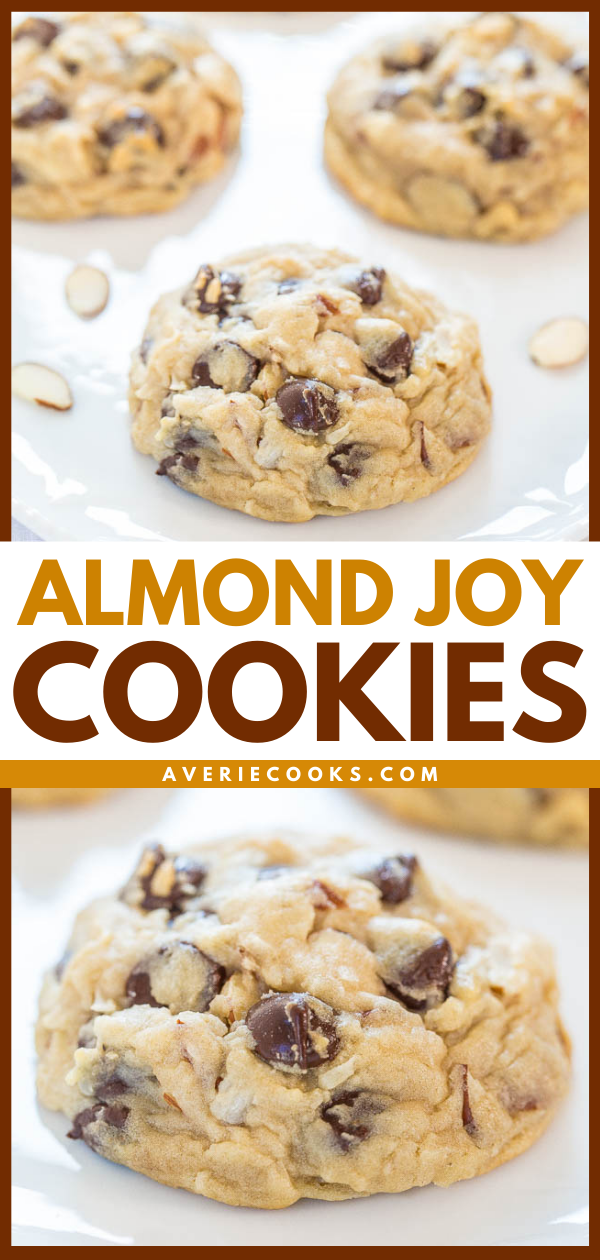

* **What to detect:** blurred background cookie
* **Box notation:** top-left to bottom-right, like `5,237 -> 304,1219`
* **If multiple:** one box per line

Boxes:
12,788 -> 112,808
11,12 -> 242,220
360,788 -> 589,848
325,12 -> 589,242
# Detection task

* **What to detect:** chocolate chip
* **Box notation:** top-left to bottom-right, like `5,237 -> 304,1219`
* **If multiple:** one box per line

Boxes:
346,268 -> 386,305
362,854 -> 417,904
476,119 -> 529,161
460,1064 -> 477,1136
278,277 -> 302,294
62,61 -> 80,76
565,51 -> 589,87
386,936 -> 454,1011
13,17 -> 60,46
321,1090 -> 374,1151
276,378 -> 338,433
67,1102 -> 129,1144
97,1072 -> 129,1100
140,336 -> 153,364
11,162 -> 26,188
327,442 -> 371,485
382,39 -> 437,72
372,331 -> 413,380
373,83 -> 414,111
123,844 -> 207,915
98,108 -> 165,150
126,941 -> 225,1014
456,85 -> 487,118
13,95 -> 68,128
157,451 -> 199,477
246,993 -> 339,1070
191,341 -> 259,393
126,967 -> 159,1007
186,265 -> 242,316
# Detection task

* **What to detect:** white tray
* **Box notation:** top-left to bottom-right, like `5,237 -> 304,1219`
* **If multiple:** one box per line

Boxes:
11,10 -> 589,542
12,787 -> 588,1246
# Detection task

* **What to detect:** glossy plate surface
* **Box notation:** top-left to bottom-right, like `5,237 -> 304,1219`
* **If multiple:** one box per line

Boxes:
12,11 -> 588,541
12,787 -> 589,1246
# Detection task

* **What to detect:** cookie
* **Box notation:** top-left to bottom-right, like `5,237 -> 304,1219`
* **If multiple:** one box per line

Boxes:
361,788 -> 589,849
129,244 -> 491,522
37,832 -> 569,1209
11,13 -> 242,220
325,12 -> 589,242
12,788 -> 111,808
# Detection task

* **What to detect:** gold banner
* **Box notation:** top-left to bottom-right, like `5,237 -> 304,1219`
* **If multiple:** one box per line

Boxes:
2,761 -> 597,788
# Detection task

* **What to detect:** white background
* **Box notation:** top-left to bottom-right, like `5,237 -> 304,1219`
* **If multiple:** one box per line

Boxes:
1,540 -> 596,762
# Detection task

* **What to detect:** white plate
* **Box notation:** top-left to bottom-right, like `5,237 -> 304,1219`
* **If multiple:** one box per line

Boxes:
11,11 -> 589,542
12,787 -> 589,1246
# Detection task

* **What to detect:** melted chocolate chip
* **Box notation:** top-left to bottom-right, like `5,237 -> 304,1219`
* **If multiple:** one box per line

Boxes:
13,95 -> 68,128
98,108 -> 165,149
157,452 -> 199,477
191,341 -> 259,393
362,854 -> 417,904
124,844 -> 207,915
126,941 -> 225,1014
387,936 -> 454,1011
565,51 -> 589,87
97,1072 -> 129,1100
347,268 -> 386,305
327,442 -> 371,485
477,119 -> 529,161
321,1090 -> 374,1151
371,331 -> 413,381
460,1064 -> 477,1136
11,162 -> 26,188
186,265 -> 242,316
276,378 -> 338,433
13,17 -> 60,46
67,1102 -> 129,1144
382,39 -> 437,73
246,992 -> 339,1070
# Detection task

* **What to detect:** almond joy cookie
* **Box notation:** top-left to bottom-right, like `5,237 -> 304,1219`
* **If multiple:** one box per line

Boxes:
37,832 -> 569,1209
360,788 -> 589,849
129,244 -> 491,522
11,12 -> 241,220
325,12 -> 589,242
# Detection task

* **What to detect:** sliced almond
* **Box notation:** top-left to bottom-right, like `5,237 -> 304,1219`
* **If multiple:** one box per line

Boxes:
65,264 -> 110,319
11,362 -> 73,411
528,317 -> 588,369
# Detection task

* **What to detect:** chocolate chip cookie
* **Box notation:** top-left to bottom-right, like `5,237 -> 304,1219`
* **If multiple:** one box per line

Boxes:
37,832 -> 570,1209
129,244 -> 491,522
361,788 -> 589,848
325,12 -> 589,242
11,12 -> 242,220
